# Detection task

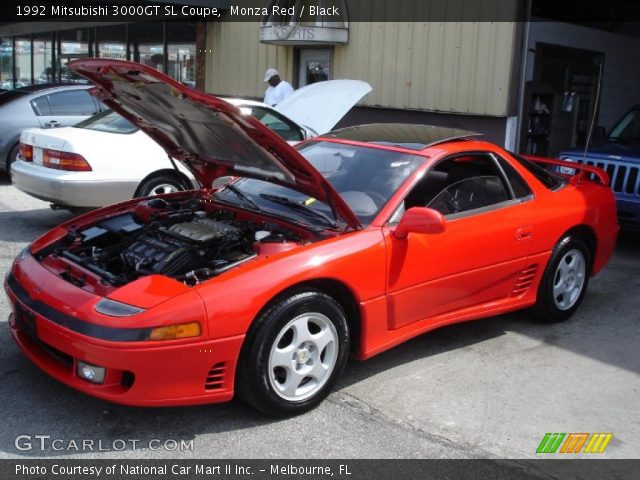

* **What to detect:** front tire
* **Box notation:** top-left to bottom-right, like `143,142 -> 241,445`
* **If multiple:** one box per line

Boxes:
236,290 -> 350,416
534,235 -> 591,323
136,173 -> 187,198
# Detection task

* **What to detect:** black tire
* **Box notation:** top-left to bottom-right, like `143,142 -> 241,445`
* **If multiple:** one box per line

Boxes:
533,235 -> 591,323
136,173 -> 187,198
236,290 -> 350,417
6,143 -> 19,172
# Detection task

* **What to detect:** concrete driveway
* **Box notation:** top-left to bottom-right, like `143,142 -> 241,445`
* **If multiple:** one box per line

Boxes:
0,173 -> 638,460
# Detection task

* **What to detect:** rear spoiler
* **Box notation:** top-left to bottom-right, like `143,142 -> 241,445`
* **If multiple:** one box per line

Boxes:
521,154 -> 610,186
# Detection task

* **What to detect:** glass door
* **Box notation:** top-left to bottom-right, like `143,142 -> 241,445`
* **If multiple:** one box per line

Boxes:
297,48 -> 332,87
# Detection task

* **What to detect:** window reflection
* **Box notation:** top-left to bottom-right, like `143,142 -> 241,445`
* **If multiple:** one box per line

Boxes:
15,37 -> 32,86
33,34 -> 56,84
1,22 -> 196,89
0,37 -> 12,89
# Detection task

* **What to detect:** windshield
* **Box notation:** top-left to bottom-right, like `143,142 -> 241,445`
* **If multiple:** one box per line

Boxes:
609,109 -> 640,144
74,109 -> 138,134
215,141 -> 424,228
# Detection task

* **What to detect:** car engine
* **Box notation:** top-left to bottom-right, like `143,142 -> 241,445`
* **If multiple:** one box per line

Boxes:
48,197 -> 302,287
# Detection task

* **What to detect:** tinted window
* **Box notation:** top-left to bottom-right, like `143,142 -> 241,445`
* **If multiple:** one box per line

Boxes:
398,153 -> 519,221
427,176 -> 508,216
47,90 -> 96,116
512,153 -> 566,191
248,106 -> 304,141
75,110 -> 138,134
609,108 -> 640,144
496,155 -> 532,198
31,95 -> 51,115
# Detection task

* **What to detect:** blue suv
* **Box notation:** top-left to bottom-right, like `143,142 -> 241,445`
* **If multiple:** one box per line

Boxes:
560,106 -> 640,229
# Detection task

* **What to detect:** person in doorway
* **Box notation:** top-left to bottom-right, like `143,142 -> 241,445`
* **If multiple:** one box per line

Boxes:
263,68 -> 294,106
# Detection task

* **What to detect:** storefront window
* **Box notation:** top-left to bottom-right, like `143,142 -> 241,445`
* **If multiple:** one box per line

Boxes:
0,37 -> 13,89
98,24 -> 128,60
130,23 -> 164,72
1,22 -> 196,89
166,22 -> 196,86
59,28 -> 90,82
33,33 -> 55,84
15,37 -> 32,86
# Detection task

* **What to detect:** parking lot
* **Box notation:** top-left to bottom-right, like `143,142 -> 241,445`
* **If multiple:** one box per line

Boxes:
0,171 -> 638,460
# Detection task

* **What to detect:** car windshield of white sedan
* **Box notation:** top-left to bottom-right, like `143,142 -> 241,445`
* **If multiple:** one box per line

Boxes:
75,109 -> 138,134
214,141 -> 424,227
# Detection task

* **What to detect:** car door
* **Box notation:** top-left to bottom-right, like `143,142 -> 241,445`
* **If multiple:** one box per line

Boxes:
383,152 -> 535,330
32,89 -> 101,129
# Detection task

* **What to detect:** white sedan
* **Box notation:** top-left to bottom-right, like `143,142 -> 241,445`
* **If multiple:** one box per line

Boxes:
11,80 -> 371,208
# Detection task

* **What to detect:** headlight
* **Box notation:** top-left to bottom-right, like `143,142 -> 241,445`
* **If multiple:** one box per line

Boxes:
559,165 -> 577,175
558,158 -> 577,175
95,298 -> 145,317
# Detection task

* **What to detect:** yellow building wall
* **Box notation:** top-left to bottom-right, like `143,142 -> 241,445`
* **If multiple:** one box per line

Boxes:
205,19 -> 517,117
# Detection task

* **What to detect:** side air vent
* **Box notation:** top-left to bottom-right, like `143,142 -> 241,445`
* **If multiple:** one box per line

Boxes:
511,265 -> 538,297
204,362 -> 226,390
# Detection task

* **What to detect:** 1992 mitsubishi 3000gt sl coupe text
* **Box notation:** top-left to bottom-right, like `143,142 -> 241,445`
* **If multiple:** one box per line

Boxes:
4,60 -> 619,416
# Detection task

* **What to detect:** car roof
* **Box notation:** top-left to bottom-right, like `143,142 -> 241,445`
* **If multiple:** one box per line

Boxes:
324,123 -> 481,151
14,82 -> 89,93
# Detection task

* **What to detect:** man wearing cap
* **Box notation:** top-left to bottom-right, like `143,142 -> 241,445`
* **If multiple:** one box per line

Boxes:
263,68 -> 294,106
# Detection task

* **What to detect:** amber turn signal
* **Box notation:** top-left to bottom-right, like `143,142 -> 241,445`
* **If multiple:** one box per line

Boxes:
149,322 -> 201,341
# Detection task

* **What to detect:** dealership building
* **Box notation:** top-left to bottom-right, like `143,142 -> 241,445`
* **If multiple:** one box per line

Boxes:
1,0 -> 639,155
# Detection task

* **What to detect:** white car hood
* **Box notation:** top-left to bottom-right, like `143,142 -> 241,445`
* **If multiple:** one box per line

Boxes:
274,80 -> 372,136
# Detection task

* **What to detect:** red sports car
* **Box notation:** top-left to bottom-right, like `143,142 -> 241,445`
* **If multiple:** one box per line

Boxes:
5,60 -> 619,416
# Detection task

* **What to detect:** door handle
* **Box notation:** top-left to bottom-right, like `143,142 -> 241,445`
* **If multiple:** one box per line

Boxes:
515,227 -> 533,241
44,120 -> 60,128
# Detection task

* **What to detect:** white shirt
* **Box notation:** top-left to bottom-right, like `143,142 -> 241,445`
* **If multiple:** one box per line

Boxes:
264,80 -> 294,106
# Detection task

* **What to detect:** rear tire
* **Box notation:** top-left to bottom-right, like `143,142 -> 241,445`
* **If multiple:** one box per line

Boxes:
236,290 -> 350,417
136,173 -> 188,198
533,235 -> 591,323
6,144 -> 19,172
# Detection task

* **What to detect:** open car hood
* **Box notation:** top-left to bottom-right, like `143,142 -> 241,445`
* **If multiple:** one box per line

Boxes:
68,59 -> 361,230
274,79 -> 371,136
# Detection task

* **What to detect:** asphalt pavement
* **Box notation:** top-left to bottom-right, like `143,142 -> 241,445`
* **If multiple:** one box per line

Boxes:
0,173 -> 638,461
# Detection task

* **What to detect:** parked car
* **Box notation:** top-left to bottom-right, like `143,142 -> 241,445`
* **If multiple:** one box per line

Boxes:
0,83 -> 104,174
559,105 -> 640,229
5,60 -> 619,416
10,80 -> 371,208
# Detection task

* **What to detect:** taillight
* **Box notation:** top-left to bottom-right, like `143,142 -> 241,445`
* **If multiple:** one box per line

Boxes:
19,143 -> 33,162
43,149 -> 92,171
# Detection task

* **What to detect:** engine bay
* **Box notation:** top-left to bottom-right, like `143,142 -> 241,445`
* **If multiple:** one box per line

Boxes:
42,196 -> 307,287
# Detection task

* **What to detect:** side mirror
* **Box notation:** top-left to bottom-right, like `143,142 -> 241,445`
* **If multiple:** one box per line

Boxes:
393,207 -> 446,240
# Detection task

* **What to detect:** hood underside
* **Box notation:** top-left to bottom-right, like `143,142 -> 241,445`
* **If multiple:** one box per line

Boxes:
68,59 -> 361,230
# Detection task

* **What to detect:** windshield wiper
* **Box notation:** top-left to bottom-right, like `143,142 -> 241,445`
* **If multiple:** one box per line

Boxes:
217,183 -> 261,211
259,194 -> 338,228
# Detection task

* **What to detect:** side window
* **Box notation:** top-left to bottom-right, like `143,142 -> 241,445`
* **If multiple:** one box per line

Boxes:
249,107 -> 304,142
495,154 -> 533,198
402,153 -> 513,217
47,90 -> 97,116
31,95 -> 51,116
427,177 -> 508,216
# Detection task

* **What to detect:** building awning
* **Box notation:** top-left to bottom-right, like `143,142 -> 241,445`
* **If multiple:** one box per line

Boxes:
260,0 -> 349,45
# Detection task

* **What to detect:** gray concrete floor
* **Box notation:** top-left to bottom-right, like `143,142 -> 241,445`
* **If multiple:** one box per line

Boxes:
0,173 -> 638,460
